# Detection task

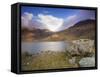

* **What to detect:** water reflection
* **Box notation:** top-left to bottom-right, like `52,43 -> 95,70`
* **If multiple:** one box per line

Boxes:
22,41 -> 68,53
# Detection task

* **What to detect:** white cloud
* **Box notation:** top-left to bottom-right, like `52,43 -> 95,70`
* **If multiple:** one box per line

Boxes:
21,12 -> 33,27
60,14 -> 78,30
38,14 -> 64,32
24,12 -> 33,20
66,15 -> 77,20
21,10 -> 95,31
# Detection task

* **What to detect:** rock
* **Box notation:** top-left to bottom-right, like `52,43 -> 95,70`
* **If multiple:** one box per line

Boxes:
66,43 -> 80,55
79,57 -> 95,67
69,57 -> 76,64
66,39 -> 95,56
72,39 -> 95,53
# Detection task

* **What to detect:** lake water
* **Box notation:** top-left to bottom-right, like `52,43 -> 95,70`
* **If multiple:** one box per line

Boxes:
22,41 -> 69,53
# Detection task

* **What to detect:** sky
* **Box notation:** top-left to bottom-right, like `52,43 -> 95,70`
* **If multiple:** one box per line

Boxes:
21,6 -> 95,32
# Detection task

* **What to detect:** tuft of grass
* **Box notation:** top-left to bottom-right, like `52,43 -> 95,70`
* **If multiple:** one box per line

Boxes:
21,51 -> 78,70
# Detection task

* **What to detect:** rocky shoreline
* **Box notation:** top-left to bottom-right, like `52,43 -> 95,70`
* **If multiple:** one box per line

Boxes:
66,39 -> 95,67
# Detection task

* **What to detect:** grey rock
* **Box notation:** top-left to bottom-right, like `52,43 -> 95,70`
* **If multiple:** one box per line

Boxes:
69,57 -> 76,64
79,57 -> 95,67
66,39 -> 95,55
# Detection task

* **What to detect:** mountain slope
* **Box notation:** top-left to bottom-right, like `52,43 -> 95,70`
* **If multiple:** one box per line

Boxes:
59,19 -> 96,40
21,19 -> 96,41
21,27 -> 53,41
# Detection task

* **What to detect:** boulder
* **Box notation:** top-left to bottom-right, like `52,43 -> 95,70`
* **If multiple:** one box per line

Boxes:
66,39 -> 95,56
69,57 -> 76,64
72,39 -> 95,53
79,56 -> 95,67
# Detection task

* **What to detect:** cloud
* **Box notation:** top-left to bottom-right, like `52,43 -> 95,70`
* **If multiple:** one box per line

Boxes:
21,12 -> 47,29
21,12 -> 34,27
37,14 -> 64,31
21,10 -> 95,32
61,10 -> 95,31
66,15 -> 77,20
37,14 -> 79,31
60,15 -> 78,30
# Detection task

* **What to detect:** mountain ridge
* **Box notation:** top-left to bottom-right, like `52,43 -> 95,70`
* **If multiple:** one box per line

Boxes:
21,19 -> 96,41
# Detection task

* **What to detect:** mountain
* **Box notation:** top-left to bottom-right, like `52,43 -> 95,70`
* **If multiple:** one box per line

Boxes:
65,19 -> 96,40
21,19 -> 96,41
44,19 -> 96,41
21,27 -> 53,41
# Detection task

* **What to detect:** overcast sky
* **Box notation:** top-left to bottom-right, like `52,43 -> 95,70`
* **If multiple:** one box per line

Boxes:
21,6 -> 95,32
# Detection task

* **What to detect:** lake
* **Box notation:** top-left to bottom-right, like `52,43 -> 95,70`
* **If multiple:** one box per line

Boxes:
22,41 -> 69,53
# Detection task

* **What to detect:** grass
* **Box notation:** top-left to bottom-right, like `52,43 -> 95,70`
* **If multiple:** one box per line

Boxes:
21,45 -> 95,71
21,51 -> 78,71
